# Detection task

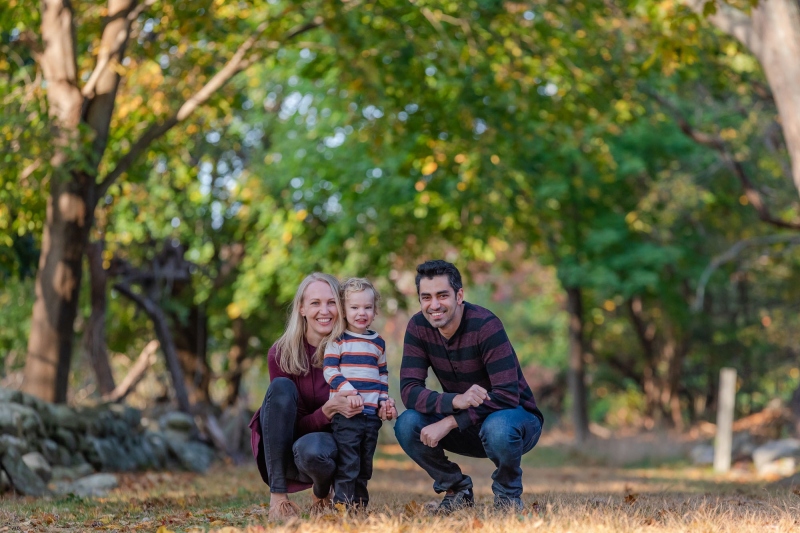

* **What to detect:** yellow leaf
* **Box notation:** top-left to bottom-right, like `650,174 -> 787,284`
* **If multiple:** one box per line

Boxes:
421,161 -> 438,175
156,527 -> 175,533
226,302 -> 242,320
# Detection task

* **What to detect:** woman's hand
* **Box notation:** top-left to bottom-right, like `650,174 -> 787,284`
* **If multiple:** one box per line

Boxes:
379,397 -> 398,421
322,389 -> 364,419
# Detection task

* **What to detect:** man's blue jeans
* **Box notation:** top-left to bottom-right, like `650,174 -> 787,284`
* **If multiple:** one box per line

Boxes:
394,407 -> 542,500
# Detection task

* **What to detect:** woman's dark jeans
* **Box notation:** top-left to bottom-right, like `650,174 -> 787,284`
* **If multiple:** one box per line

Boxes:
260,377 -> 337,497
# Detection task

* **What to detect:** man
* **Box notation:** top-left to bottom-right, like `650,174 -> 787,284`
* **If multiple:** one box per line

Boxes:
394,260 -> 543,514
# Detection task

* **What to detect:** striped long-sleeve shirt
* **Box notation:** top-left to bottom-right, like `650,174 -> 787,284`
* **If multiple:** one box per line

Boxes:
323,330 -> 389,416
400,302 -> 543,430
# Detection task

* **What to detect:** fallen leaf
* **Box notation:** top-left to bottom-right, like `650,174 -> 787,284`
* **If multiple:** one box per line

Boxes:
624,493 -> 639,505
403,500 -> 424,516
472,517 -> 483,529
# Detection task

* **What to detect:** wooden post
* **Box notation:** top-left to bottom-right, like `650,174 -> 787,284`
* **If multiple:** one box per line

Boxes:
714,368 -> 737,473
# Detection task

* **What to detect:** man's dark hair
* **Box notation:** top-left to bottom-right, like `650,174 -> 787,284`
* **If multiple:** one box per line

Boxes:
415,260 -> 463,295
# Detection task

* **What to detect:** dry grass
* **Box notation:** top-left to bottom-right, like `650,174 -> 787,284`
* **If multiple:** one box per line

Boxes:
2,440 -> 800,532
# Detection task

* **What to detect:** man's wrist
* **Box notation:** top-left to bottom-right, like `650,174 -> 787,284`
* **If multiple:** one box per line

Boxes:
442,415 -> 458,430
452,394 -> 463,410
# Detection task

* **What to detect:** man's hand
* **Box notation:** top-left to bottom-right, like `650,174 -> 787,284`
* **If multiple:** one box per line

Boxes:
348,394 -> 364,409
420,416 -> 458,447
452,384 -> 489,410
378,398 -> 397,421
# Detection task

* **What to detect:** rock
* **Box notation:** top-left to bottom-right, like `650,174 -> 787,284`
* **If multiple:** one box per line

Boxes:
70,451 -> 90,468
759,457 -> 796,477
51,463 -> 96,481
167,439 -> 215,473
108,404 -> 142,429
690,444 -> 714,465
163,428 -> 191,444
144,432 -> 169,469
0,387 -> 23,404
0,434 -> 30,456
56,473 -> 118,498
160,411 -> 195,432
0,447 -> 49,496
0,470 -> 10,493
85,437 -> 130,471
18,393 -> 47,413
753,439 -> 800,476
732,432 -> 757,461
125,436 -> 151,469
47,404 -> 87,433
0,402 -> 44,438
22,452 -> 52,483
40,438 -> 60,464
53,428 -> 78,451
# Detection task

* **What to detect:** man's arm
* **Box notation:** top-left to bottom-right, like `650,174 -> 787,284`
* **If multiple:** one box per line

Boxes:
399,319 -> 459,414
452,315 -> 521,429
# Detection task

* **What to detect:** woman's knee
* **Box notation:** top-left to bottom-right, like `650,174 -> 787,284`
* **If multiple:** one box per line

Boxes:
294,434 -> 337,474
265,377 -> 298,408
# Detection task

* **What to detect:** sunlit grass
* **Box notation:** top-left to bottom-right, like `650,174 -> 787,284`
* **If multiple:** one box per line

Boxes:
1,443 -> 799,532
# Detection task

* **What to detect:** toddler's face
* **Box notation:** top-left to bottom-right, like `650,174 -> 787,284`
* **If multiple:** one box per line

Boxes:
344,290 -> 376,334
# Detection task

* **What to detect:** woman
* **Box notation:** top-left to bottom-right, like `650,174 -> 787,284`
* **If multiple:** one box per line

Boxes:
250,273 -> 391,519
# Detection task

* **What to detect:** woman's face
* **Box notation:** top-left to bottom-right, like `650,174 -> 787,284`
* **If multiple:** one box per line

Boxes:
299,280 -> 339,346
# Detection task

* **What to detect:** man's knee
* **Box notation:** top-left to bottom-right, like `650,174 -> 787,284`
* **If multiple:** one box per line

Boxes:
266,377 -> 298,409
394,409 -> 425,446
479,412 -> 524,457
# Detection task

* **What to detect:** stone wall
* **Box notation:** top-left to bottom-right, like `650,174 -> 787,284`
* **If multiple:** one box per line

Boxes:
0,387 -> 215,497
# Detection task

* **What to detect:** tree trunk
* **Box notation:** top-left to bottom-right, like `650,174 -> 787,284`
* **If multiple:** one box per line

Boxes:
84,240 -> 115,395
173,305 -> 211,405
22,183 -> 93,403
23,0 -> 136,403
661,336 -> 688,431
566,286 -> 590,443
691,0 -> 800,196
224,318 -> 251,408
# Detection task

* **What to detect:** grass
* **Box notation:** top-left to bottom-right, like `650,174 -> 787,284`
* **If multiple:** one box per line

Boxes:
2,440 -> 800,532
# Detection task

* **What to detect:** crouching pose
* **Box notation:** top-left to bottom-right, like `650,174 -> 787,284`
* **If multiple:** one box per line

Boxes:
394,260 -> 544,514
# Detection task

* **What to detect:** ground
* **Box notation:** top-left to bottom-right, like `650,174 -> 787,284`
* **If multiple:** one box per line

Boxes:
2,436 -> 800,532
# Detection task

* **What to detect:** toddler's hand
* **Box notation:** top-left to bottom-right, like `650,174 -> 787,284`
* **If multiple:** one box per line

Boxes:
379,398 -> 398,421
348,394 -> 363,409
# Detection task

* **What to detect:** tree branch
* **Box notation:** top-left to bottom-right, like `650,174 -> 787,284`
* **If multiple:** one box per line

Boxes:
103,339 -> 159,402
684,0 -> 762,58
650,90 -> 800,231
113,282 -> 191,412
692,234 -> 800,312
82,0 -> 156,99
97,15 -> 323,197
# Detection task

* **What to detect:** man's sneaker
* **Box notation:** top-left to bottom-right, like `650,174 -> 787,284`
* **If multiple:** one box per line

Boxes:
435,488 -> 475,515
494,495 -> 524,513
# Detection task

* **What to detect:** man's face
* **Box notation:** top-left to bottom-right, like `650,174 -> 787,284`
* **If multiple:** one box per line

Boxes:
418,275 -> 463,330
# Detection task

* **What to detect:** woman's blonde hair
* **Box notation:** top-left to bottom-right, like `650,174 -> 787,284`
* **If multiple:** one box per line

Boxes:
275,272 -> 342,375
319,277 -> 381,355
